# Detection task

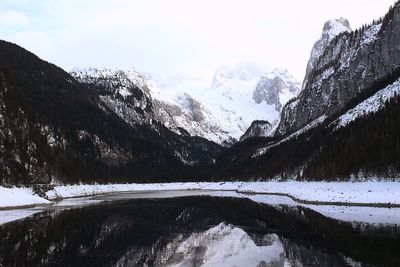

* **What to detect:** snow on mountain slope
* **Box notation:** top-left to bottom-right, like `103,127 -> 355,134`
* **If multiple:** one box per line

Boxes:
71,67 -> 149,93
71,64 -> 299,145
150,63 -> 300,144
253,115 -> 327,158
333,78 -> 400,130
276,14 -> 398,136
70,67 -> 184,135
70,67 -> 155,126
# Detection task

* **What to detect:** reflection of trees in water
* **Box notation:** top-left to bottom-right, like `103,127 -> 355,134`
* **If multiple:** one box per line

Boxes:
0,196 -> 399,266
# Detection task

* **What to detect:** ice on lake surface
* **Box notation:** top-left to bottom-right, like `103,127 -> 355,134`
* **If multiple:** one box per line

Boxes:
1,191 -> 400,266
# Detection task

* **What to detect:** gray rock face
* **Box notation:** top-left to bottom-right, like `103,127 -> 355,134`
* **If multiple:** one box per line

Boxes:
276,3 -> 400,136
240,120 -> 272,141
302,18 -> 352,92
253,77 -> 284,111
160,102 -> 183,117
71,68 -> 216,142
71,68 -> 156,125
177,93 -> 205,123
71,68 -> 183,133
253,69 -> 300,113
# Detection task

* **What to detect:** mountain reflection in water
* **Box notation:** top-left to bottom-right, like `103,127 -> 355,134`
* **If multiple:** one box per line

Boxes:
0,196 -> 399,266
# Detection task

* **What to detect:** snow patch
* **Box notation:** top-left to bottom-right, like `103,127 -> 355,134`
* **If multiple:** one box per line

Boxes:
361,23 -> 381,46
45,180 -> 400,207
253,115 -> 327,158
333,79 -> 400,129
118,87 -> 132,98
0,186 -> 50,209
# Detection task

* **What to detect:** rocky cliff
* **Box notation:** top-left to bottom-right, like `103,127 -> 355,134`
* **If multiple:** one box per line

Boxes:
239,120 -> 272,141
253,69 -> 300,112
276,3 -> 400,136
213,2 -> 400,181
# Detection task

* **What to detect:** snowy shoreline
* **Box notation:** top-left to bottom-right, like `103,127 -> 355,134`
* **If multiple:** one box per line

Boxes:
1,181 -> 400,210
0,186 -> 51,210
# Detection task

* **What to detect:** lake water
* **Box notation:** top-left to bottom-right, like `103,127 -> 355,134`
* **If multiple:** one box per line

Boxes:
1,191 -> 400,266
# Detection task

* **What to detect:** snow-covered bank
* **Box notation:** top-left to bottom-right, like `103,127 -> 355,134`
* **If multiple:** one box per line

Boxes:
238,181 -> 400,206
2,181 -> 400,226
45,182 -> 241,199
45,181 -> 400,206
0,186 -> 50,209
2,181 -> 400,210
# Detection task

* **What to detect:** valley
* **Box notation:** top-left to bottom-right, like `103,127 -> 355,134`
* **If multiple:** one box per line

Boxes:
1,1 -> 400,266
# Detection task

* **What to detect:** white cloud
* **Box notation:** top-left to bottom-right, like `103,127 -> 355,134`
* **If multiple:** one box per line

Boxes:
0,10 -> 29,28
0,0 -> 396,81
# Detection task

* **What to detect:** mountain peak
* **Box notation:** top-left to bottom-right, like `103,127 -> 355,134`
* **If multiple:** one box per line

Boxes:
301,18 -> 351,91
322,18 -> 351,37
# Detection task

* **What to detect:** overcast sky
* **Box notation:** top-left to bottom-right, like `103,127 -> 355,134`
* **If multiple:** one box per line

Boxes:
0,0 -> 395,81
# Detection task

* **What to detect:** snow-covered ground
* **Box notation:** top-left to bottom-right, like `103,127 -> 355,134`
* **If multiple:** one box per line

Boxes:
2,181 -> 399,209
0,186 -> 50,209
44,182 -> 241,200
2,181 -> 400,225
238,181 -> 400,205
44,181 -> 400,206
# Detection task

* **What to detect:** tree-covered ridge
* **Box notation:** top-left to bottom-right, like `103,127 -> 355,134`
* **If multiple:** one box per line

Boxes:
0,40 -> 221,185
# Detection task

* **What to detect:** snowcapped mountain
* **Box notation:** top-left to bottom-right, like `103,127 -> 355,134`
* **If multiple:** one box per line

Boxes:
70,67 -> 155,125
70,67 -> 189,136
150,63 -> 300,144
276,12 -> 396,136
71,65 -> 300,145
216,3 -> 400,181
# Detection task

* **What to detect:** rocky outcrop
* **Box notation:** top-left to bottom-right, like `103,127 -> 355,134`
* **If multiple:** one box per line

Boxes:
276,3 -> 400,136
71,68 -> 155,125
253,69 -> 300,112
253,77 -> 284,111
240,120 -> 272,141
176,93 -> 205,123
301,18 -> 351,92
